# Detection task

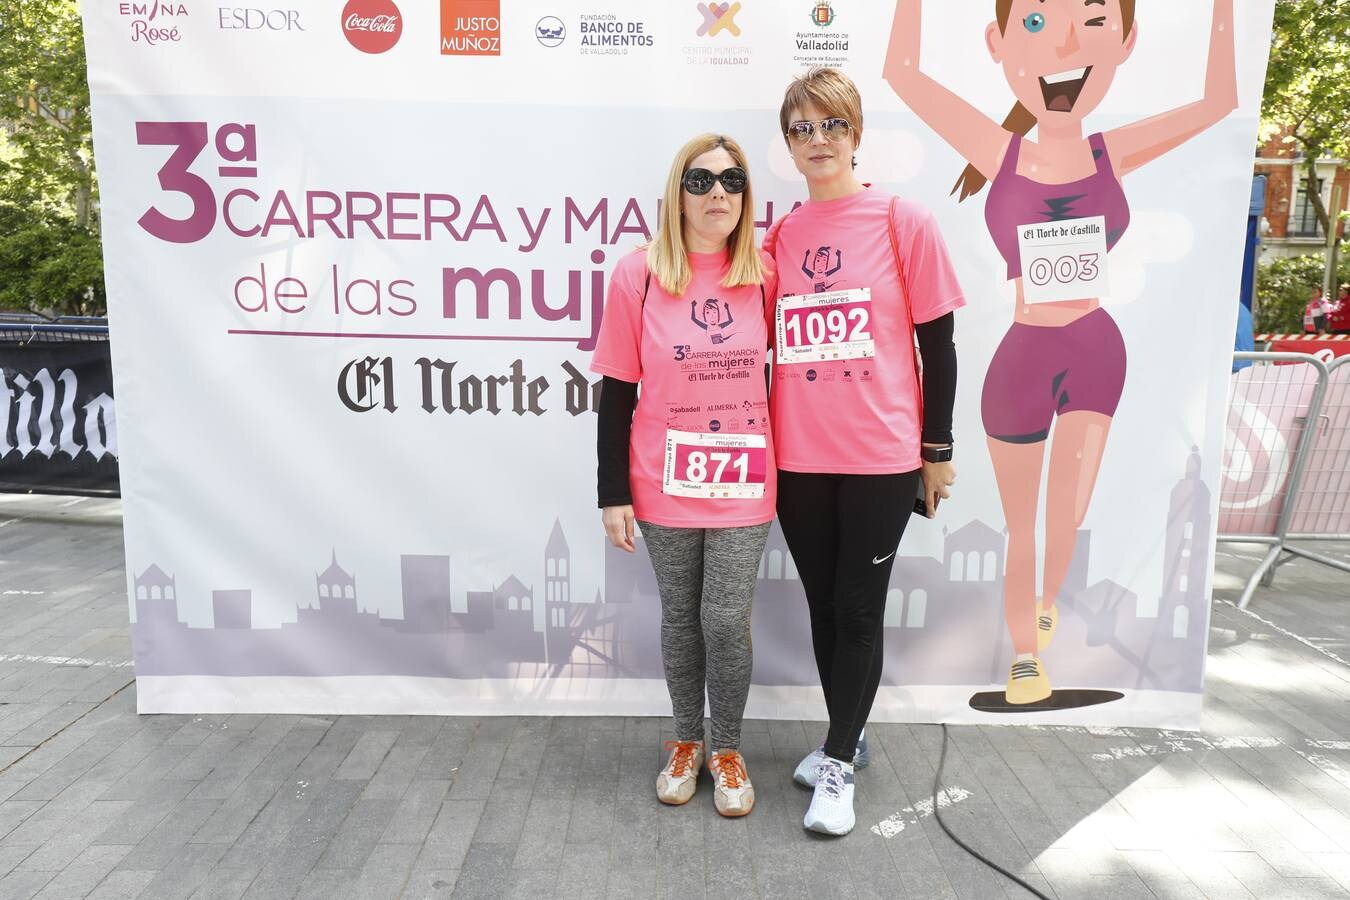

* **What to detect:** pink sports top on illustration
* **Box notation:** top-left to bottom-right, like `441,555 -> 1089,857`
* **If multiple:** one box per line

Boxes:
985,132 -> 1131,281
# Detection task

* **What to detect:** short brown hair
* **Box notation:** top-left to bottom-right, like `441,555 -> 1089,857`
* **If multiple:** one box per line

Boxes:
779,67 -> 863,148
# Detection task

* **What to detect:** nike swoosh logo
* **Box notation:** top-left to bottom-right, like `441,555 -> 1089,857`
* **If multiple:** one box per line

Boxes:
872,551 -> 896,565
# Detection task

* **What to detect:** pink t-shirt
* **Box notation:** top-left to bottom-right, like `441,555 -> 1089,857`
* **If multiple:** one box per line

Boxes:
765,188 -> 965,473
591,247 -> 777,528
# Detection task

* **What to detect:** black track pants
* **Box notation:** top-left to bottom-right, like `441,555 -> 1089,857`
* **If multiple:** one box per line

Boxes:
776,469 -> 921,761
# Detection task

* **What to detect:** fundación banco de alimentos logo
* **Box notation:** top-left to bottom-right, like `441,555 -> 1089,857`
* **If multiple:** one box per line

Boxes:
536,16 -> 566,48
342,0 -> 402,54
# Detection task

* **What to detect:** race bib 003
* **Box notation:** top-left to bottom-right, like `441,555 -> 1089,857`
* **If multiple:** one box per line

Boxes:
1016,215 -> 1110,304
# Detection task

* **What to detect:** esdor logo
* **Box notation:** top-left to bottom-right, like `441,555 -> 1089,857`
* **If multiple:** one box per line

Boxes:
342,0 -> 402,54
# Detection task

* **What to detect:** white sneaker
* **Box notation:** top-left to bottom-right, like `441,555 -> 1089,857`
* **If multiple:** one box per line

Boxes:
803,757 -> 855,835
656,740 -> 704,805
793,731 -> 870,787
709,750 -> 755,817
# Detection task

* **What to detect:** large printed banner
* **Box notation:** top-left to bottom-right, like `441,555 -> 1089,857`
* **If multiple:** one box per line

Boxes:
0,340 -> 119,495
82,1 -> 1274,727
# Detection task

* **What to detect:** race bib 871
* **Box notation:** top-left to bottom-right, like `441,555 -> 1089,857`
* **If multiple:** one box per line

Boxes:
662,430 -> 767,500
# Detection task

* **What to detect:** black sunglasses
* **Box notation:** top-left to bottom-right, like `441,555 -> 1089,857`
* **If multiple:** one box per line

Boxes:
682,167 -> 748,196
786,117 -> 853,144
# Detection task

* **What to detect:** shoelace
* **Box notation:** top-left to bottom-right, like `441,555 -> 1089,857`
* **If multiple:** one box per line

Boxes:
663,740 -> 700,778
1038,614 -> 1053,630
1010,659 -> 1040,680
812,760 -> 846,800
711,752 -> 747,789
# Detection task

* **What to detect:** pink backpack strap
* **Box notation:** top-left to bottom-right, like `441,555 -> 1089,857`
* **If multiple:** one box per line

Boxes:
886,196 -> 914,322
888,196 -> 924,422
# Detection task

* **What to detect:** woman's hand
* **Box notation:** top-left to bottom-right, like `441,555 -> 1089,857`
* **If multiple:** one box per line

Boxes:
921,459 -> 956,519
603,505 -> 637,552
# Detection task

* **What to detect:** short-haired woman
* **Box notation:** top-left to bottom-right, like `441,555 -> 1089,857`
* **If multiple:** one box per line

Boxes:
765,68 -> 964,835
592,134 -> 776,817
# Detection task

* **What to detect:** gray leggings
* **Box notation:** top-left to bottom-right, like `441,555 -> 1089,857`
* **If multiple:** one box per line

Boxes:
638,520 -> 770,751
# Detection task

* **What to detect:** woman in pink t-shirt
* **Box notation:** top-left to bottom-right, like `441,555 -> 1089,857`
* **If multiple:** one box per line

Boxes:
1306,287 -> 1330,334
591,134 -> 776,818
763,68 -> 964,836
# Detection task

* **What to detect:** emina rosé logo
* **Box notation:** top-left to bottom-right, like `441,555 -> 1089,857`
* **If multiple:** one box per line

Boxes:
342,0 -> 402,54
118,2 -> 188,45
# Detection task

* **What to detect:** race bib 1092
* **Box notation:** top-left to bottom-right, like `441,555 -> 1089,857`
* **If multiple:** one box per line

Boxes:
775,288 -> 875,364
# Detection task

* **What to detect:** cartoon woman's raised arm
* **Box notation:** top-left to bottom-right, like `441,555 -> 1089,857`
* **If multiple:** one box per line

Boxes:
884,0 -> 1012,183
1103,0 -> 1237,177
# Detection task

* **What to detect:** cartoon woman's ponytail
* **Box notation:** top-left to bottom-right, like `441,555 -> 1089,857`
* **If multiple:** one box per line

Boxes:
953,102 -> 1037,201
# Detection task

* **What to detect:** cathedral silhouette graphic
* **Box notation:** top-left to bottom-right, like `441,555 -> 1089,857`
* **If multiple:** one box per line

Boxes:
131,451 -> 1211,692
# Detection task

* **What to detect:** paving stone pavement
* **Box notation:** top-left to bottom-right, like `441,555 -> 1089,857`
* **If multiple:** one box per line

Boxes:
1,493 -> 1349,898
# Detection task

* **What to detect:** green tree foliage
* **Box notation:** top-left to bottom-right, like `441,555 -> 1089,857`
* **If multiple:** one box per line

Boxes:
1256,253 -> 1350,333
1260,0 -> 1350,286
0,0 -> 102,315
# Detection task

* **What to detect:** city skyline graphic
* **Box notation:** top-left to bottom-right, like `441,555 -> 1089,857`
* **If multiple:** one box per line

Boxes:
131,451 -> 1212,693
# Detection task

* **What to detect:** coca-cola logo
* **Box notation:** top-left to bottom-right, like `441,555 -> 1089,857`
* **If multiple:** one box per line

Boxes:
342,0 -> 401,53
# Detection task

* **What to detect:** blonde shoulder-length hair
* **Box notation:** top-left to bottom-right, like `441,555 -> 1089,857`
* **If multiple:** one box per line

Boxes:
646,134 -> 766,297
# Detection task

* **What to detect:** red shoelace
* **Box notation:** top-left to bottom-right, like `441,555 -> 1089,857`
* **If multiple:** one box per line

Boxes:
710,751 -> 747,789
663,740 -> 701,778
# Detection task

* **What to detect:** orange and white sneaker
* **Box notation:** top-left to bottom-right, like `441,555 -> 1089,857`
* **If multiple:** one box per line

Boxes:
708,750 -> 755,817
656,740 -> 704,805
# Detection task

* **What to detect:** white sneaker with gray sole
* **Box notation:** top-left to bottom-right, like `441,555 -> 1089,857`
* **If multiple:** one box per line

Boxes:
793,730 -> 869,787
803,757 -> 856,836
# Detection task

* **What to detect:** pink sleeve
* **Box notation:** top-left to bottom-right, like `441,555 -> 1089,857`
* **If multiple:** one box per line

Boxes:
761,216 -> 786,258
589,254 -> 645,382
896,204 -> 966,324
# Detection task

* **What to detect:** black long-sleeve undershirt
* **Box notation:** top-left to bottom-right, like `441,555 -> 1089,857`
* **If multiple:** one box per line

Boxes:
915,312 -> 956,446
596,376 -> 638,508
595,312 -> 957,507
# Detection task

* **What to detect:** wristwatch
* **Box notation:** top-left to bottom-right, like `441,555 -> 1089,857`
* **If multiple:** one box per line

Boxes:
921,445 -> 953,464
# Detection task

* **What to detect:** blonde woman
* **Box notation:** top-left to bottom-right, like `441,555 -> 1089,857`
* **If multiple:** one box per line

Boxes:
592,134 -> 776,817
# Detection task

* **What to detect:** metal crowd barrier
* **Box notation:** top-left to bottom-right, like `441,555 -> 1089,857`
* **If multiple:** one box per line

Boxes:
1280,354 -> 1350,577
1217,351 -> 1346,607
0,313 -> 109,343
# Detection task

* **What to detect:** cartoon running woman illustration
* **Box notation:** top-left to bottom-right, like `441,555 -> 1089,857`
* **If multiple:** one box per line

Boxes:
884,0 -> 1236,704
802,246 -> 844,293
692,297 -> 735,344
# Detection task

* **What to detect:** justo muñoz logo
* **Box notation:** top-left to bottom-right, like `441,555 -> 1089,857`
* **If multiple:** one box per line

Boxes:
118,2 -> 188,45
342,0 -> 402,54
440,0 -> 501,56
